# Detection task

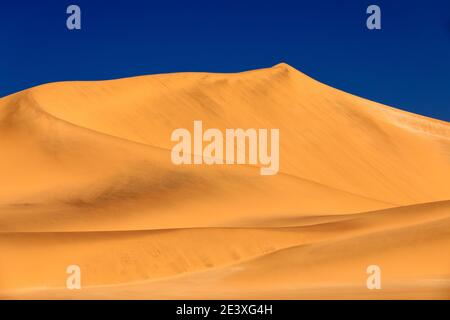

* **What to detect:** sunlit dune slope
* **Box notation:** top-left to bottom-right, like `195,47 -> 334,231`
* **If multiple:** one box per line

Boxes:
0,97 -> 386,232
0,63 -> 449,299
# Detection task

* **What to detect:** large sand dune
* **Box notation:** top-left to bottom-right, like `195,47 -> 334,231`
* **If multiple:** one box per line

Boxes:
0,63 -> 449,299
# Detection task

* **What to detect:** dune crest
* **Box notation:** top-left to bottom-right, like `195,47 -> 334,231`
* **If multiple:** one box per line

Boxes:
0,64 -> 449,299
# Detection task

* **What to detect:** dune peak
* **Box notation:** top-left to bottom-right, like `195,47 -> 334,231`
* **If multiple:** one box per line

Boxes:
272,62 -> 296,70
270,62 -> 299,75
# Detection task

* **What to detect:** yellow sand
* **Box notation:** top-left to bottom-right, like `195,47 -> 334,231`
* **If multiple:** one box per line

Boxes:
0,63 -> 449,299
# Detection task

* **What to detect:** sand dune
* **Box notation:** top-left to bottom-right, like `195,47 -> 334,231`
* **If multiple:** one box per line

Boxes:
1,201 -> 449,299
0,63 -> 449,299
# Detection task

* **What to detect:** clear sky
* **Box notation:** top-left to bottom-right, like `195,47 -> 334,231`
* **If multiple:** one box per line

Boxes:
1,0 -> 449,121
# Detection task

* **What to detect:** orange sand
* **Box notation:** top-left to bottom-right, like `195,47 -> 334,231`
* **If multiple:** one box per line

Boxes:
0,63 -> 449,299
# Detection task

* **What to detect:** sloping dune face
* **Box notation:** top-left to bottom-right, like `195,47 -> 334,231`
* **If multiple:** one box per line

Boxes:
0,63 -> 449,299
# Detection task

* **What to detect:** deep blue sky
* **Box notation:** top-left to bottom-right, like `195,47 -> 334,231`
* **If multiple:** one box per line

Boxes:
1,0 -> 449,121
